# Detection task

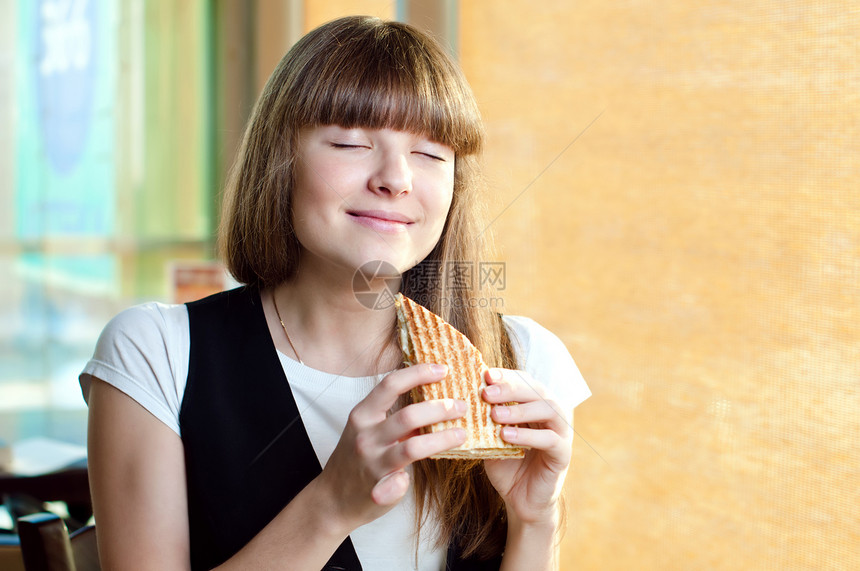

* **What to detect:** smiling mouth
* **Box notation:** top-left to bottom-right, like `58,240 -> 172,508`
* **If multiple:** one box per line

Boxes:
347,210 -> 413,224
347,211 -> 413,233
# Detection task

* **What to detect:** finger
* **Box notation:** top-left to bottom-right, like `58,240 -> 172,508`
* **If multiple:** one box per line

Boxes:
482,368 -> 546,404
379,398 -> 467,444
382,428 -> 467,472
499,426 -> 571,464
356,364 -> 448,423
491,401 -> 571,436
371,470 -> 410,506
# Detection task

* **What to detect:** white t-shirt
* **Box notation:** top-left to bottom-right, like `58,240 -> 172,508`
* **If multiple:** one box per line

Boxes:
80,302 -> 590,571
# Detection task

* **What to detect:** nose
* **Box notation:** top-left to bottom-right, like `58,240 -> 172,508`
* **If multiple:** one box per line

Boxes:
369,151 -> 412,197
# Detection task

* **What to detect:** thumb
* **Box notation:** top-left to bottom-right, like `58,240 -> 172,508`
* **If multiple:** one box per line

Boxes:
371,470 -> 410,506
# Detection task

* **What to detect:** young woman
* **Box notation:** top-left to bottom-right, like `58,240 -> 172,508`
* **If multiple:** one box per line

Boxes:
80,16 -> 590,571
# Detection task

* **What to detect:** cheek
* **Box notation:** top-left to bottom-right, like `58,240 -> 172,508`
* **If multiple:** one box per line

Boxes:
431,165 -> 455,214
439,176 -> 455,219
440,194 -> 454,228
288,178 -> 331,248
428,186 -> 455,240
291,167 -> 341,222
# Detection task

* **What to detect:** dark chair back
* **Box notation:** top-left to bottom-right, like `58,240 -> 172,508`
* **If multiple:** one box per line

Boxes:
16,513 -> 99,571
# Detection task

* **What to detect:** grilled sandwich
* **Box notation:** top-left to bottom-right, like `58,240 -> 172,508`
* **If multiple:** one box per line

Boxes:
394,293 -> 525,459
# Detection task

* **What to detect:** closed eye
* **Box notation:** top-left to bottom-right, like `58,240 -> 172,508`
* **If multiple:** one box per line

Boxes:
416,152 -> 446,162
330,142 -> 367,149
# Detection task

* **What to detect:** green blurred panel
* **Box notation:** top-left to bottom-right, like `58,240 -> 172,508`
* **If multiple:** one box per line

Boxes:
138,0 -> 213,242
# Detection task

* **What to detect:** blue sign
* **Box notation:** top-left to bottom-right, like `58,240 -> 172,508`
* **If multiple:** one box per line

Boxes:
35,0 -> 98,174
16,0 -> 115,241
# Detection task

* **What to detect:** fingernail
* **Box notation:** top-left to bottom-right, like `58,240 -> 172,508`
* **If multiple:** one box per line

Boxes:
455,428 -> 466,441
494,406 -> 510,420
488,368 -> 502,381
442,399 -> 465,413
502,426 -> 517,440
431,364 -> 448,375
484,384 -> 500,398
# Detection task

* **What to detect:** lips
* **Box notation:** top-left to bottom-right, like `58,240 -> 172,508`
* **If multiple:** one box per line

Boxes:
347,210 -> 413,234
347,210 -> 413,224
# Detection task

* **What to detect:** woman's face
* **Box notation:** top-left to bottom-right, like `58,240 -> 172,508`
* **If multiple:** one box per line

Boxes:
290,125 -> 455,276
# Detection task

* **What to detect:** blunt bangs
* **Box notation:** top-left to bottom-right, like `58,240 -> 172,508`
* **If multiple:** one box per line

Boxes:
285,17 -> 483,155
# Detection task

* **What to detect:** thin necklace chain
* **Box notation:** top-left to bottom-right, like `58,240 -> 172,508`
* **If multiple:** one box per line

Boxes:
272,291 -> 304,365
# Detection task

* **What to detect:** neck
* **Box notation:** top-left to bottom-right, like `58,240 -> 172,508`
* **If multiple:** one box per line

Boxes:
265,263 -> 403,377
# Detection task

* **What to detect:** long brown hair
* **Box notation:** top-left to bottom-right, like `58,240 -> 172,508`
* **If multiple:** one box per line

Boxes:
218,16 -> 515,560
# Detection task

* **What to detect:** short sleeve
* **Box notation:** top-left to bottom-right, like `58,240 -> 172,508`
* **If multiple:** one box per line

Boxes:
502,315 -> 591,412
79,303 -> 190,436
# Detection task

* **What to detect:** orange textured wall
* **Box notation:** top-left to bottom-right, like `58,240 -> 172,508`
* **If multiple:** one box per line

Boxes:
304,0 -> 395,31
460,1 -> 858,569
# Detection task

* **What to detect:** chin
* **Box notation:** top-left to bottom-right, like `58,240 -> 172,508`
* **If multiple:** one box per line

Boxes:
354,251 -> 428,276
348,255 -> 403,278
345,240 -> 439,278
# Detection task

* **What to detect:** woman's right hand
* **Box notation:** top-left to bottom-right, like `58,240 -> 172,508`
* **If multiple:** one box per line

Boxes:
316,363 -> 466,533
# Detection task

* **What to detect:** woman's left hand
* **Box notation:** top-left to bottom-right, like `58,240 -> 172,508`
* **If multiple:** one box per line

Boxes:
481,368 -> 573,525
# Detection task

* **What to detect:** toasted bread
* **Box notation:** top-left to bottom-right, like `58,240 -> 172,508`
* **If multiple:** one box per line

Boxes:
395,293 -> 525,459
